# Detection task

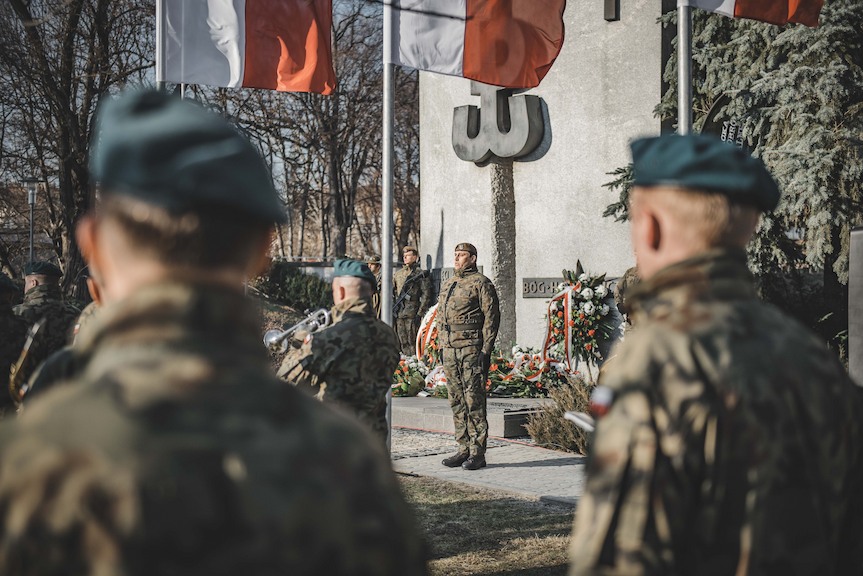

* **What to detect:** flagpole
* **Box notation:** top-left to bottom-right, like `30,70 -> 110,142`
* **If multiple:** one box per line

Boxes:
678,3 -> 693,135
155,0 -> 165,92
382,2 -> 396,453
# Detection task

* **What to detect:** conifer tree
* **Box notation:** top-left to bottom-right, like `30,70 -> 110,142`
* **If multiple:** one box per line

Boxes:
638,0 -> 863,351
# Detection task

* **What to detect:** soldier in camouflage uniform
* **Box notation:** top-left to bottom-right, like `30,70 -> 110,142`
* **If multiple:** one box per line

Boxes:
393,245 -> 431,355
438,243 -> 500,471
367,254 -> 383,318
0,90 -> 427,576
613,265 -> 639,327
569,134 -> 863,575
0,273 -> 27,418
277,259 -> 400,440
10,261 -> 80,397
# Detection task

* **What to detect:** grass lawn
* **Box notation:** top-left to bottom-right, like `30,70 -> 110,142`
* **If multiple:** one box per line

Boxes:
399,475 -> 574,576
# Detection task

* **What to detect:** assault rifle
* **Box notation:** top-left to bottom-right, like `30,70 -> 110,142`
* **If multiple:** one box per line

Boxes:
393,271 -> 427,316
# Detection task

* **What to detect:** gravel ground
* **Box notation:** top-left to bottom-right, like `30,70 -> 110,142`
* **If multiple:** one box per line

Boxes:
391,427 -> 532,460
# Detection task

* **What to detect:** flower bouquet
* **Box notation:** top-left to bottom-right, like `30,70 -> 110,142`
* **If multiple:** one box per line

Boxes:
543,260 -> 614,374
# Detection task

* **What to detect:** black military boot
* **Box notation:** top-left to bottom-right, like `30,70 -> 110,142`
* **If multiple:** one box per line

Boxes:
461,455 -> 486,471
441,452 -> 470,468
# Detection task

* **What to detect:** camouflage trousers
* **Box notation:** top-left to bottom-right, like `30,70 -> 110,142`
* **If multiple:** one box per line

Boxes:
395,317 -> 419,356
442,346 -> 488,457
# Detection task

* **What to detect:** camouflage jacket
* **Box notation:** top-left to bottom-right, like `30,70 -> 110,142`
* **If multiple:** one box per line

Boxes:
277,297 -> 399,438
372,271 -> 383,318
437,265 -> 500,354
11,284 -> 80,387
570,249 -> 863,576
0,305 -> 27,417
0,282 -> 427,576
393,263 -> 432,319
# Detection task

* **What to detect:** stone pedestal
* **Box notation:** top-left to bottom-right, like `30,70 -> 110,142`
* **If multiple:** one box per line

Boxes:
392,396 -> 551,438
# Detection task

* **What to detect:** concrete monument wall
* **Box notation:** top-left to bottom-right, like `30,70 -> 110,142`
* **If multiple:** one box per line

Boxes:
419,0 -> 664,350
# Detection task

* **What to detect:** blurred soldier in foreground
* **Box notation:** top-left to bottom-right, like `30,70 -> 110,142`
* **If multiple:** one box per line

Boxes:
10,261 -> 80,389
0,273 -> 27,418
569,134 -> 863,575
438,243 -> 500,471
0,90 -> 427,576
393,245 -> 431,355
277,259 -> 400,440
367,254 -> 383,317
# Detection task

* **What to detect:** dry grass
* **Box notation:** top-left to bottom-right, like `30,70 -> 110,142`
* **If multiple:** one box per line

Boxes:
525,375 -> 593,454
399,475 -> 574,576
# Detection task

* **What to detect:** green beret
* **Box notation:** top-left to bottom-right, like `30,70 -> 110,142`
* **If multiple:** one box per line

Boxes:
24,261 -> 62,278
454,242 -> 477,256
0,272 -> 18,294
630,134 -> 780,212
366,255 -> 381,264
333,259 -> 376,287
402,245 -> 418,254
91,89 -> 286,224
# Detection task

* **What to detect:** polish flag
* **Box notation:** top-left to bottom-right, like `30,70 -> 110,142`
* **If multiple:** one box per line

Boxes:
156,0 -> 336,95
680,0 -> 823,27
385,0 -> 566,89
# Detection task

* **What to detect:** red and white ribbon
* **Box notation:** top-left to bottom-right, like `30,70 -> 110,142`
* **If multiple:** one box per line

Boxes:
415,304 -> 439,361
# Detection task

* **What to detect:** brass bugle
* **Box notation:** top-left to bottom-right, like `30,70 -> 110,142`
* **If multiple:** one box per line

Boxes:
264,308 -> 332,353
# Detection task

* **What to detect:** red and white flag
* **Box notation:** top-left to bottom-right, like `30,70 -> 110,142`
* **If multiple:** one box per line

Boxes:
385,0 -> 566,89
156,0 -> 336,95
680,0 -> 823,27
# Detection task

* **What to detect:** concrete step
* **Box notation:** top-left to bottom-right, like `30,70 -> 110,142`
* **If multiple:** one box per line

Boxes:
392,396 -> 552,438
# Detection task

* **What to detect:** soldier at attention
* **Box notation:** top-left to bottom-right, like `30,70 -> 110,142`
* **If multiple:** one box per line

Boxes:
437,243 -> 500,471
0,273 -> 27,418
393,245 -> 431,355
277,258 -> 400,441
367,254 -> 383,318
569,134 -> 863,575
0,90 -> 427,576
11,261 -> 80,389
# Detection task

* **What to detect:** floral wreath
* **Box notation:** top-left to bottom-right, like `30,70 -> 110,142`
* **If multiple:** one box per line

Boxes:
542,261 -> 613,371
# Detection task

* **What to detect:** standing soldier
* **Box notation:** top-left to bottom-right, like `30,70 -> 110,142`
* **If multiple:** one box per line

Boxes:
569,134 -> 863,575
367,254 -> 383,318
0,90 -> 427,576
10,261 -> 80,392
393,245 -> 431,355
438,243 -> 500,471
613,265 -> 640,328
277,259 -> 400,441
0,273 -> 27,418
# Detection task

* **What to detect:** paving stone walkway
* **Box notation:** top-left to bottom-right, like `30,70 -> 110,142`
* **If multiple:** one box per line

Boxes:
391,427 -> 586,506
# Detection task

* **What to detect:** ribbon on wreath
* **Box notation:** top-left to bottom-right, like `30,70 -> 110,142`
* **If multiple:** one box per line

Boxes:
424,364 -> 447,388
415,304 -> 439,361
504,351 -> 544,382
541,282 -> 581,372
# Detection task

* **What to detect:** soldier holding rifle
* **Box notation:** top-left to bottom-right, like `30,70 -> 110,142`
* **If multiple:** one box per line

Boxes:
392,245 -> 431,355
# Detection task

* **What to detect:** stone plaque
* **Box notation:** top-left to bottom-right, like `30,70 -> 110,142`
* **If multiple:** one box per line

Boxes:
522,277 -> 563,299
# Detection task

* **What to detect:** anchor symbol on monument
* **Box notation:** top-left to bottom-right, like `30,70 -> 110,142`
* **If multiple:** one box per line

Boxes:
451,80 -> 545,166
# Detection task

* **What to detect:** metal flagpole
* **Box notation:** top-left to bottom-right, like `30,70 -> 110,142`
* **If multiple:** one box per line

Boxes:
382,1 -> 396,453
155,0 -> 165,92
678,3 -> 693,135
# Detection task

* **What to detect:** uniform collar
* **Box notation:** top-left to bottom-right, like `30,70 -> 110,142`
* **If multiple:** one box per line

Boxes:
75,281 -> 262,355
627,248 -> 757,320
22,283 -> 61,304
402,262 -> 418,273
332,297 -> 375,322
455,264 -> 478,278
